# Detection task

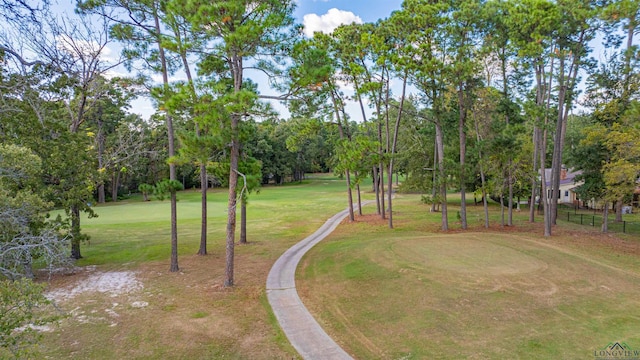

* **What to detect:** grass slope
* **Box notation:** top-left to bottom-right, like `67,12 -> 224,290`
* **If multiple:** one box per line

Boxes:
298,194 -> 640,359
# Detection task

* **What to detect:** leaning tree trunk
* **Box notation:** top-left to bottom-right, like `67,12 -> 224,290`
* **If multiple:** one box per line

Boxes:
330,87 -> 355,222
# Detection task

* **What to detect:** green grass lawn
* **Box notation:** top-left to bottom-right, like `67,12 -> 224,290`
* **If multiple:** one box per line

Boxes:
54,175 -> 360,265
40,175 -> 362,359
39,180 -> 640,359
298,193 -> 640,359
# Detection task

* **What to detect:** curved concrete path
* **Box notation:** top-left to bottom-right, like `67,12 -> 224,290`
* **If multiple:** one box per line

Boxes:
266,203 -> 372,359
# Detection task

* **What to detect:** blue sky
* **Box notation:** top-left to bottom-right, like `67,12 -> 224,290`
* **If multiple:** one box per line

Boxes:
295,0 -> 402,26
50,0 -> 614,120
131,1 -> 405,119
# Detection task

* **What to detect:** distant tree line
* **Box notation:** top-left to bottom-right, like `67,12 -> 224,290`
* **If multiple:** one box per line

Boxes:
0,0 -> 638,288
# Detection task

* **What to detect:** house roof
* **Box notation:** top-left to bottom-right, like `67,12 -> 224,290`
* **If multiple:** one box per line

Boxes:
542,168 -> 583,187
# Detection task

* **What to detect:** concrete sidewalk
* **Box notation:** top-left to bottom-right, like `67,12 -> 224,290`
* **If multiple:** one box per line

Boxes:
267,204 -> 372,359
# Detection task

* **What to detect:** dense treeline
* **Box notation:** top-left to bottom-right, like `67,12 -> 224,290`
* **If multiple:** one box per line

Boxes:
283,0 -> 639,236
0,0 -> 638,287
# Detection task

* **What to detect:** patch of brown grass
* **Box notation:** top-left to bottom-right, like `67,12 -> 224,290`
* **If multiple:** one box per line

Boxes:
40,251 -> 298,359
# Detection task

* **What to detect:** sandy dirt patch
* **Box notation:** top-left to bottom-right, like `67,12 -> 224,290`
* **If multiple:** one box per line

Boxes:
45,267 -> 143,302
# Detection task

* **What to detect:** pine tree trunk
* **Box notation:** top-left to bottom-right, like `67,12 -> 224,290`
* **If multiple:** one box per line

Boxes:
500,191 -> 505,227
615,199 -> 623,222
380,164 -> 386,219
98,183 -> 105,204
435,121 -> 448,231
240,198 -> 247,244
346,169 -> 355,221
225,114 -> 240,286
71,205 -> 82,259
602,201 -> 609,233
475,113 -> 489,228
223,53 -> 245,287
387,75 -> 407,229
378,105 -> 385,219
153,5 -> 178,273
502,46 -> 514,227
458,84 -> 467,230
111,170 -> 120,202
540,126 -> 551,237
170,191 -> 178,271
373,167 -> 381,215
330,86 -> 354,222
97,111 -> 106,203
431,141 -> 438,213
356,181 -> 362,216
198,163 -> 207,255
530,126 -> 539,223
387,164 -> 393,228
551,34 -> 583,226
508,164 -> 514,226
181,46 -> 207,256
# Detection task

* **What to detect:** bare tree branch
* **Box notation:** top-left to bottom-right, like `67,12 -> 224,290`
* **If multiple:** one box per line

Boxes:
0,45 -> 44,67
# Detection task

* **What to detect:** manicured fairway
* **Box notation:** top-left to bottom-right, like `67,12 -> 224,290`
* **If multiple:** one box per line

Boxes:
38,179 -> 640,359
40,176 -> 358,359
298,195 -> 640,359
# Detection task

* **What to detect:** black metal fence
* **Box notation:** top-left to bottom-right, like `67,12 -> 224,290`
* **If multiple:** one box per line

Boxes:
564,212 -> 640,235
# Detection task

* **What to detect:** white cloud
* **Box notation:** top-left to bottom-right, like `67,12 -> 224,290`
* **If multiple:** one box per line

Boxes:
56,35 -> 115,63
103,69 -> 129,80
128,97 -> 156,120
150,73 -> 188,84
335,76 -> 354,93
99,45 -> 119,63
302,8 -> 362,37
